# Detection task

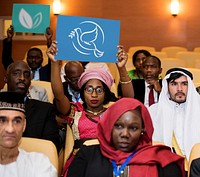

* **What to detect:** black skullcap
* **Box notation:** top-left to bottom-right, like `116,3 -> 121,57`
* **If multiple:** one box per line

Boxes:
165,68 -> 193,80
0,92 -> 25,113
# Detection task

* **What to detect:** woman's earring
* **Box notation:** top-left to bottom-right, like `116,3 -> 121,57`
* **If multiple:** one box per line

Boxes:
141,132 -> 144,135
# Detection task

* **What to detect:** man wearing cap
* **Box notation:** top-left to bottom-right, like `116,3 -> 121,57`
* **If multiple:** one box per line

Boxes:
148,67 -> 200,169
0,92 -> 57,177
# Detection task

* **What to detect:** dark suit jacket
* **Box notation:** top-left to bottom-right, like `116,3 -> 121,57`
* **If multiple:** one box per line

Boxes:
118,79 -> 162,104
24,98 -> 60,151
63,81 -> 73,102
190,158 -> 200,177
2,38 -> 51,81
67,145 -> 183,177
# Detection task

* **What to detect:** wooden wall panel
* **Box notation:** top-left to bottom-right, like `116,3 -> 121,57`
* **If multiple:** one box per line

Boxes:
0,0 -> 200,88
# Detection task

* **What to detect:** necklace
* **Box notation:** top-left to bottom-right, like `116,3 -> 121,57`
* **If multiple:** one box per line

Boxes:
85,108 -> 105,116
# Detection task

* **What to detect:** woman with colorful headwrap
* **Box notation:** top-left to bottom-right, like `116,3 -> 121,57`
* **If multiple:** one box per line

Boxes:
47,41 -> 134,176
67,98 -> 185,177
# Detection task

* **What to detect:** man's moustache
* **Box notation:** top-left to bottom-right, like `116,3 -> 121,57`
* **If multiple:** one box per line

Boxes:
16,82 -> 27,86
175,92 -> 185,96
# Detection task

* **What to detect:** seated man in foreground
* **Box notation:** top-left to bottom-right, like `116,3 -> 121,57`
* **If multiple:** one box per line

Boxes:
0,92 -> 57,177
149,67 -> 200,170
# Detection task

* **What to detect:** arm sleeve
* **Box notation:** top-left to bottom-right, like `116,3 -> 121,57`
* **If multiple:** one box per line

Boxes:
42,103 -> 61,152
67,145 -> 89,177
2,38 -> 14,70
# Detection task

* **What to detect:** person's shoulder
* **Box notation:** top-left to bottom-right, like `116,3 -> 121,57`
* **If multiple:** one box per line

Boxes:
80,144 -> 101,154
19,148 -> 48,159
132,79 -> 145,83
157,162 -> 183,177
190,157 -> 200,176
191,157 -> 200,166
40,64 -> 49,70
148,102 -> 158,112
18,148 -> 54,165
27,98 -> 53,107
18,149 -> 57,176
132,79 -> 145,87
30,85 -> 46,92
29,85 -> 49,102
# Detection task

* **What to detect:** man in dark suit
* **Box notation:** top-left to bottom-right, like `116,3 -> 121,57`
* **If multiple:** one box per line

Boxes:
4,60 -> 60,151
119,55 -> 162,107
133,55 -> 162,106
2,25 -> 52,82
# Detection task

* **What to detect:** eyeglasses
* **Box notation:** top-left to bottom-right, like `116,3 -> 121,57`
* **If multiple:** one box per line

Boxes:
84,86 -> 105,95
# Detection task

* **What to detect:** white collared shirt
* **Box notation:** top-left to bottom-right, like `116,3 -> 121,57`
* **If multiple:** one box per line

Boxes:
0,149 -> 57,177
144,81 -> 159,108
173,102 -> 186,155
32,67 -> 41,81
68,84 -> 82,103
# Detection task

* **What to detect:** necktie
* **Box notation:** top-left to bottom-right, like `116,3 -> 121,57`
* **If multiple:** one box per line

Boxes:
32,70 -> 36,80
148,86 -> 155,106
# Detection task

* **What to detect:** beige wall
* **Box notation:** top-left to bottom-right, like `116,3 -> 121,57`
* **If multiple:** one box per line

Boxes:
0,0 -> 200,88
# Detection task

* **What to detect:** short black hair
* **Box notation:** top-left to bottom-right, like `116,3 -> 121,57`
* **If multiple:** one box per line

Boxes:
142,55 -> 161,68
80,81 -> 112,109
27,47 -> 43,57
166,72 -> 185,83
132,50 -> 151,66
166,68 -> 193,80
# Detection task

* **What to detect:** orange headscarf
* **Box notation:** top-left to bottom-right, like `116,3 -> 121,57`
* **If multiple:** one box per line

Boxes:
97,98 -> 185,177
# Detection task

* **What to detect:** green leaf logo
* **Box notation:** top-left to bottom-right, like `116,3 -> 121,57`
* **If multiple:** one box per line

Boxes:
19,8 -> 42,29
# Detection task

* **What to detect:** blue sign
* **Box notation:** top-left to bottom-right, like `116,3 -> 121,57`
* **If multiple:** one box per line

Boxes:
55,15 -> 120,63
12,4 -> 50,34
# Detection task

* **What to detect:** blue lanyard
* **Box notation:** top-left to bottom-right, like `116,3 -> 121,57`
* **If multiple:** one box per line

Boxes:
111,151 -> 137,177
76,96 -> 81,102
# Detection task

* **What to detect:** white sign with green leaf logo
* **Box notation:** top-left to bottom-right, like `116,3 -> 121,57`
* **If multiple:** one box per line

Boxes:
12,4 -> 50,34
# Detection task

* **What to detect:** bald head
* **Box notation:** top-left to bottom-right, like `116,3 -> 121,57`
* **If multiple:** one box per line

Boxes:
64,61 -> 84,91
64,61 -> 83,75
7,61 -> 30,74
5,61 -> 31,97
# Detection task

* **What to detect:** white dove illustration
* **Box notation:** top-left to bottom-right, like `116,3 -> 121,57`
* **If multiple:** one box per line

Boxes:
70,26 -> 104,58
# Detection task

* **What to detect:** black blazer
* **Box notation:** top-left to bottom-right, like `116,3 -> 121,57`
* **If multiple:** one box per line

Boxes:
118,79 -> 162,104
24,99 -> 60,151
2,38 -> 51,82
190,158 -> 200,177
132,79 -> 162,104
